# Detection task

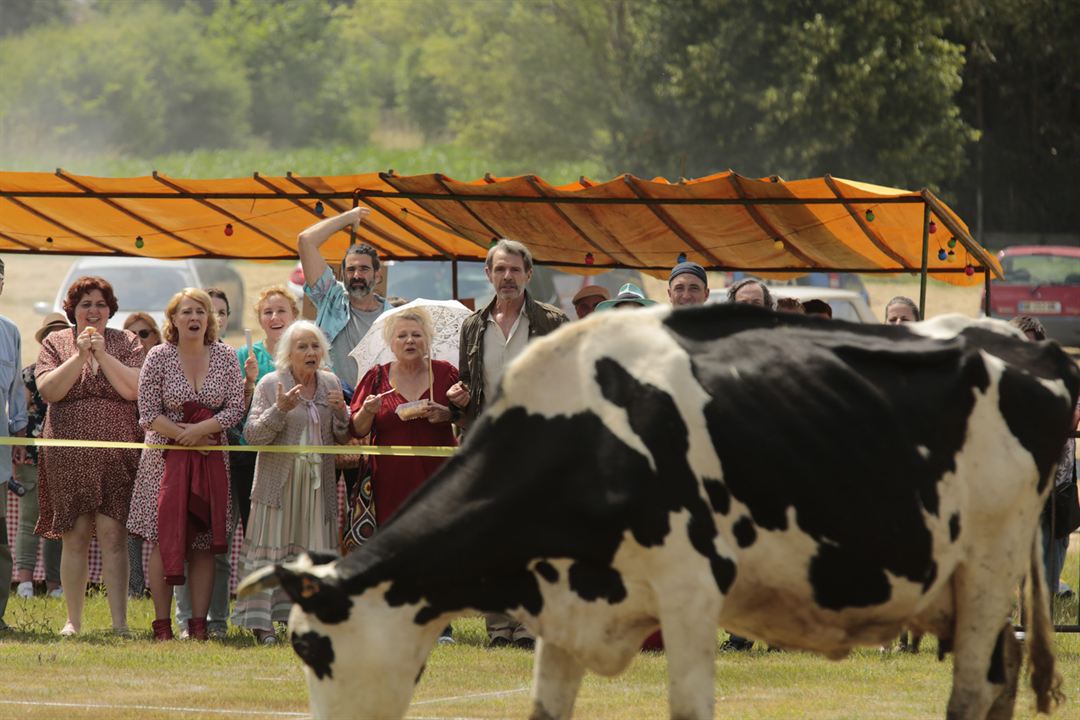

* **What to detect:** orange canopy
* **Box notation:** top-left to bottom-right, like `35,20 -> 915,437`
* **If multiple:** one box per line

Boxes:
0,169 -> 999,284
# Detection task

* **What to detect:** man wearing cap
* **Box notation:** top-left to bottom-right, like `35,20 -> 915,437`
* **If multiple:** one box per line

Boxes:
0,259 -> 30,632
446,238 -> 567,649
297,206 -> 386,390
571,285 -> 611,319
595,283 -> 657,311
668,261 -> 710,307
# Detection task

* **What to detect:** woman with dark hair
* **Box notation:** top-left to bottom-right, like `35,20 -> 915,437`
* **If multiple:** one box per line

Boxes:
36,276 -> 143,636
122,311 -> 161,599
127,288 -> 244,641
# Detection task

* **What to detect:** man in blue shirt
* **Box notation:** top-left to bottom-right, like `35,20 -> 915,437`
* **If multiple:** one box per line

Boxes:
297,206 -> 386,390
0,258 -> 29,631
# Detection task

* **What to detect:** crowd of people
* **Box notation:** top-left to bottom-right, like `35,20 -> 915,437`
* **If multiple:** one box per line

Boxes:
0,212 -> 1074,650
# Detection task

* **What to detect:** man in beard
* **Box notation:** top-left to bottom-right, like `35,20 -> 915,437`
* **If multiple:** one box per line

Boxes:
298,206 -> 386,390
446,238 -> 568,650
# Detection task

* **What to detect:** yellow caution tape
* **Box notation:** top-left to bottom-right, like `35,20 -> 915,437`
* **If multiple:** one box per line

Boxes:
0,436 -> 456,458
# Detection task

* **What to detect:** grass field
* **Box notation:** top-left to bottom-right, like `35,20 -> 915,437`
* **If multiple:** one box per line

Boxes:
1,544 -> 1078,720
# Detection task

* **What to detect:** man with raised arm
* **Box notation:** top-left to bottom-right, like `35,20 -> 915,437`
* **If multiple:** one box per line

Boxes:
297,207 -> 386,390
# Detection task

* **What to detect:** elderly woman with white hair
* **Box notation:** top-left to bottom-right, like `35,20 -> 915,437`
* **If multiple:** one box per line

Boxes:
232,320 -> 350,644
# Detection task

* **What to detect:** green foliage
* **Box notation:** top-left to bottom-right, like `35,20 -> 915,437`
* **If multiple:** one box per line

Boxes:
0,0 -> 71,39
0,2 -> 250,155
946,0 -> 1080,233
206,0 -> 376,148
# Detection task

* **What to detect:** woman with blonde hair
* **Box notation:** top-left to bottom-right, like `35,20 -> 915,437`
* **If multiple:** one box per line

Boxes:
127,288 -> 244,641
123,312 -> 162,357
233,286 -> 300,531
232,320 -> 350,644
350,308 -> 459,523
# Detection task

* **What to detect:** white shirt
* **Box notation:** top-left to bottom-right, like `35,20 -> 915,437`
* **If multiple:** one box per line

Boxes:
482,304 -> 530,398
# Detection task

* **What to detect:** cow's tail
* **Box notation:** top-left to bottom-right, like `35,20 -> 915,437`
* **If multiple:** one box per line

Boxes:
1027,527 -> 1063,714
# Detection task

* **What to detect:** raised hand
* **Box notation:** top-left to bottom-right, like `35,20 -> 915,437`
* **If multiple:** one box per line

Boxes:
276,382 -> 304,412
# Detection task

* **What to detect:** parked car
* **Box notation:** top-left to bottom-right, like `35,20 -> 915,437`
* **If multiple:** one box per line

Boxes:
708,285 -> 877,323
981,245 -> 1080,346
36,257 -> 245,331
286,260 -> 645,315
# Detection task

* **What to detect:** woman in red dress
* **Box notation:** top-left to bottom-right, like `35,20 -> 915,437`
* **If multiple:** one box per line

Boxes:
350,308 -> 458,524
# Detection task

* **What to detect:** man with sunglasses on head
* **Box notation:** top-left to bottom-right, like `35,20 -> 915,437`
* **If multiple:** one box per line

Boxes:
298,207 -> 386,390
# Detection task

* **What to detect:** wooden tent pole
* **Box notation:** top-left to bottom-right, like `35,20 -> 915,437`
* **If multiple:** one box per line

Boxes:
452,259 -> 459,300
919,203 -> 930,319
984,268 -> 992,316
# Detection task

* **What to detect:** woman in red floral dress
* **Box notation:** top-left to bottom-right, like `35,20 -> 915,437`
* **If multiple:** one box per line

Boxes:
36,276 -> 143,636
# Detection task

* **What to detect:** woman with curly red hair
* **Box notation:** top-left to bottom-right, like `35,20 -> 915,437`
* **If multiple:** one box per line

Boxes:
35,275 -> 143,636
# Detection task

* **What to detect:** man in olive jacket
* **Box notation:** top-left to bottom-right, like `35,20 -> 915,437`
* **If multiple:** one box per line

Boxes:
446,239 -> 567,647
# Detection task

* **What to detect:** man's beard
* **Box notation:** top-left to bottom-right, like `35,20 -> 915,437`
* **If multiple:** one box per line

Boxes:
348,279 -> 372,300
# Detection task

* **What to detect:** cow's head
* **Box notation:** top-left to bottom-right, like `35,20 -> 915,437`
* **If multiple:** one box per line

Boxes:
237,553 -> 443,720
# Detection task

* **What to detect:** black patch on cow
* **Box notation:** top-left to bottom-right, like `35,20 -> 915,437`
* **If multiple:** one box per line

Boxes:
987,629 -> 1006,685
938,634 -> 953,661
305,551 -> 339,566
949,513 -> 961,542
535,561 -> 559,584
277,570 -> 353,625
415,662 -> 426,685
567,562 -> 627,603
703,479 -> 730,515
998,367 -> 1074,492
595,357 -> 737,595
732,516 -> 756,548
291,631 -> 334,680
662,304 -> 996,610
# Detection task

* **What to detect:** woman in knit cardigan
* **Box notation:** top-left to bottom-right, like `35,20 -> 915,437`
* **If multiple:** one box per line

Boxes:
231,320 -> 351,644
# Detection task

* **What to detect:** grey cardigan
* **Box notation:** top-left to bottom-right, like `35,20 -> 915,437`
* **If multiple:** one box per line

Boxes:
244,368 -> 350,523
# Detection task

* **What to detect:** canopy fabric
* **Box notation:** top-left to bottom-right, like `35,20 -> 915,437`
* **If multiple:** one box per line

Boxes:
0,169 -> 1000,285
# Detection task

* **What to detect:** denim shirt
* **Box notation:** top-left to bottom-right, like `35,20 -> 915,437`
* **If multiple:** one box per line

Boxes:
0,316 -> 28,481
304,266 -> 385,386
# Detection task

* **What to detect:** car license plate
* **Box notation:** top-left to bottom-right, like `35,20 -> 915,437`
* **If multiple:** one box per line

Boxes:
1018,300 -> 1061,314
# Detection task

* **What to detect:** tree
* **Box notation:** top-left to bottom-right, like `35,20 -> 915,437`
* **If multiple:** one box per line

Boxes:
0,0 -> 71,39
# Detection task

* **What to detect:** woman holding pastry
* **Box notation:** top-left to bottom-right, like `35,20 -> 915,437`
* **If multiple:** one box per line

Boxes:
350,308 -> 459,524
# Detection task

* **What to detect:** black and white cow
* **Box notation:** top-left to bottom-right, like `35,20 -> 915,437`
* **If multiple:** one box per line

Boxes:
240,304 -> 1079,720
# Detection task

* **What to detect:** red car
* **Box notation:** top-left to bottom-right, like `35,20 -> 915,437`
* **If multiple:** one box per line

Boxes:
983,245 -> 1080,346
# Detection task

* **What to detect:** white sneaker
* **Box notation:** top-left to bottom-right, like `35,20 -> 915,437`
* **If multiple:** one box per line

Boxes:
48,587 -> 63,599
16,581 -> 33,599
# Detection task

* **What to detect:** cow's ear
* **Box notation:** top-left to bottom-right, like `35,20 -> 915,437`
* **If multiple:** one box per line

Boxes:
276,557 -> 353,624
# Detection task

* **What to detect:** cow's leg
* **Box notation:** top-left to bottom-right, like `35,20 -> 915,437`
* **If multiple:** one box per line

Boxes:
946,564 -> 1024,720
984,624 -> 1021,720
658,592 -> 719,720
530,639 -> 584,720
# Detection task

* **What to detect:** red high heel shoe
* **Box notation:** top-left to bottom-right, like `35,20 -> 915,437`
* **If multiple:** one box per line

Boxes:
151,618 -> 174,641
188,617 -> 209,641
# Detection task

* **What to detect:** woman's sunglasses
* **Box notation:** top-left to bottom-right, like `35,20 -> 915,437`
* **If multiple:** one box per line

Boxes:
135,329 -> 156,339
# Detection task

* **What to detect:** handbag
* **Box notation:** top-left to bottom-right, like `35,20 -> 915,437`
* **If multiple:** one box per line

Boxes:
1051,457 -> 1080,539
340,365 -> 383,554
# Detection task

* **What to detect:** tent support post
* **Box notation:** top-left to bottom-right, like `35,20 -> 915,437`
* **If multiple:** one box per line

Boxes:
452,259 -> 459,300
919,203 -> 930,319
984,268 -> 992,316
